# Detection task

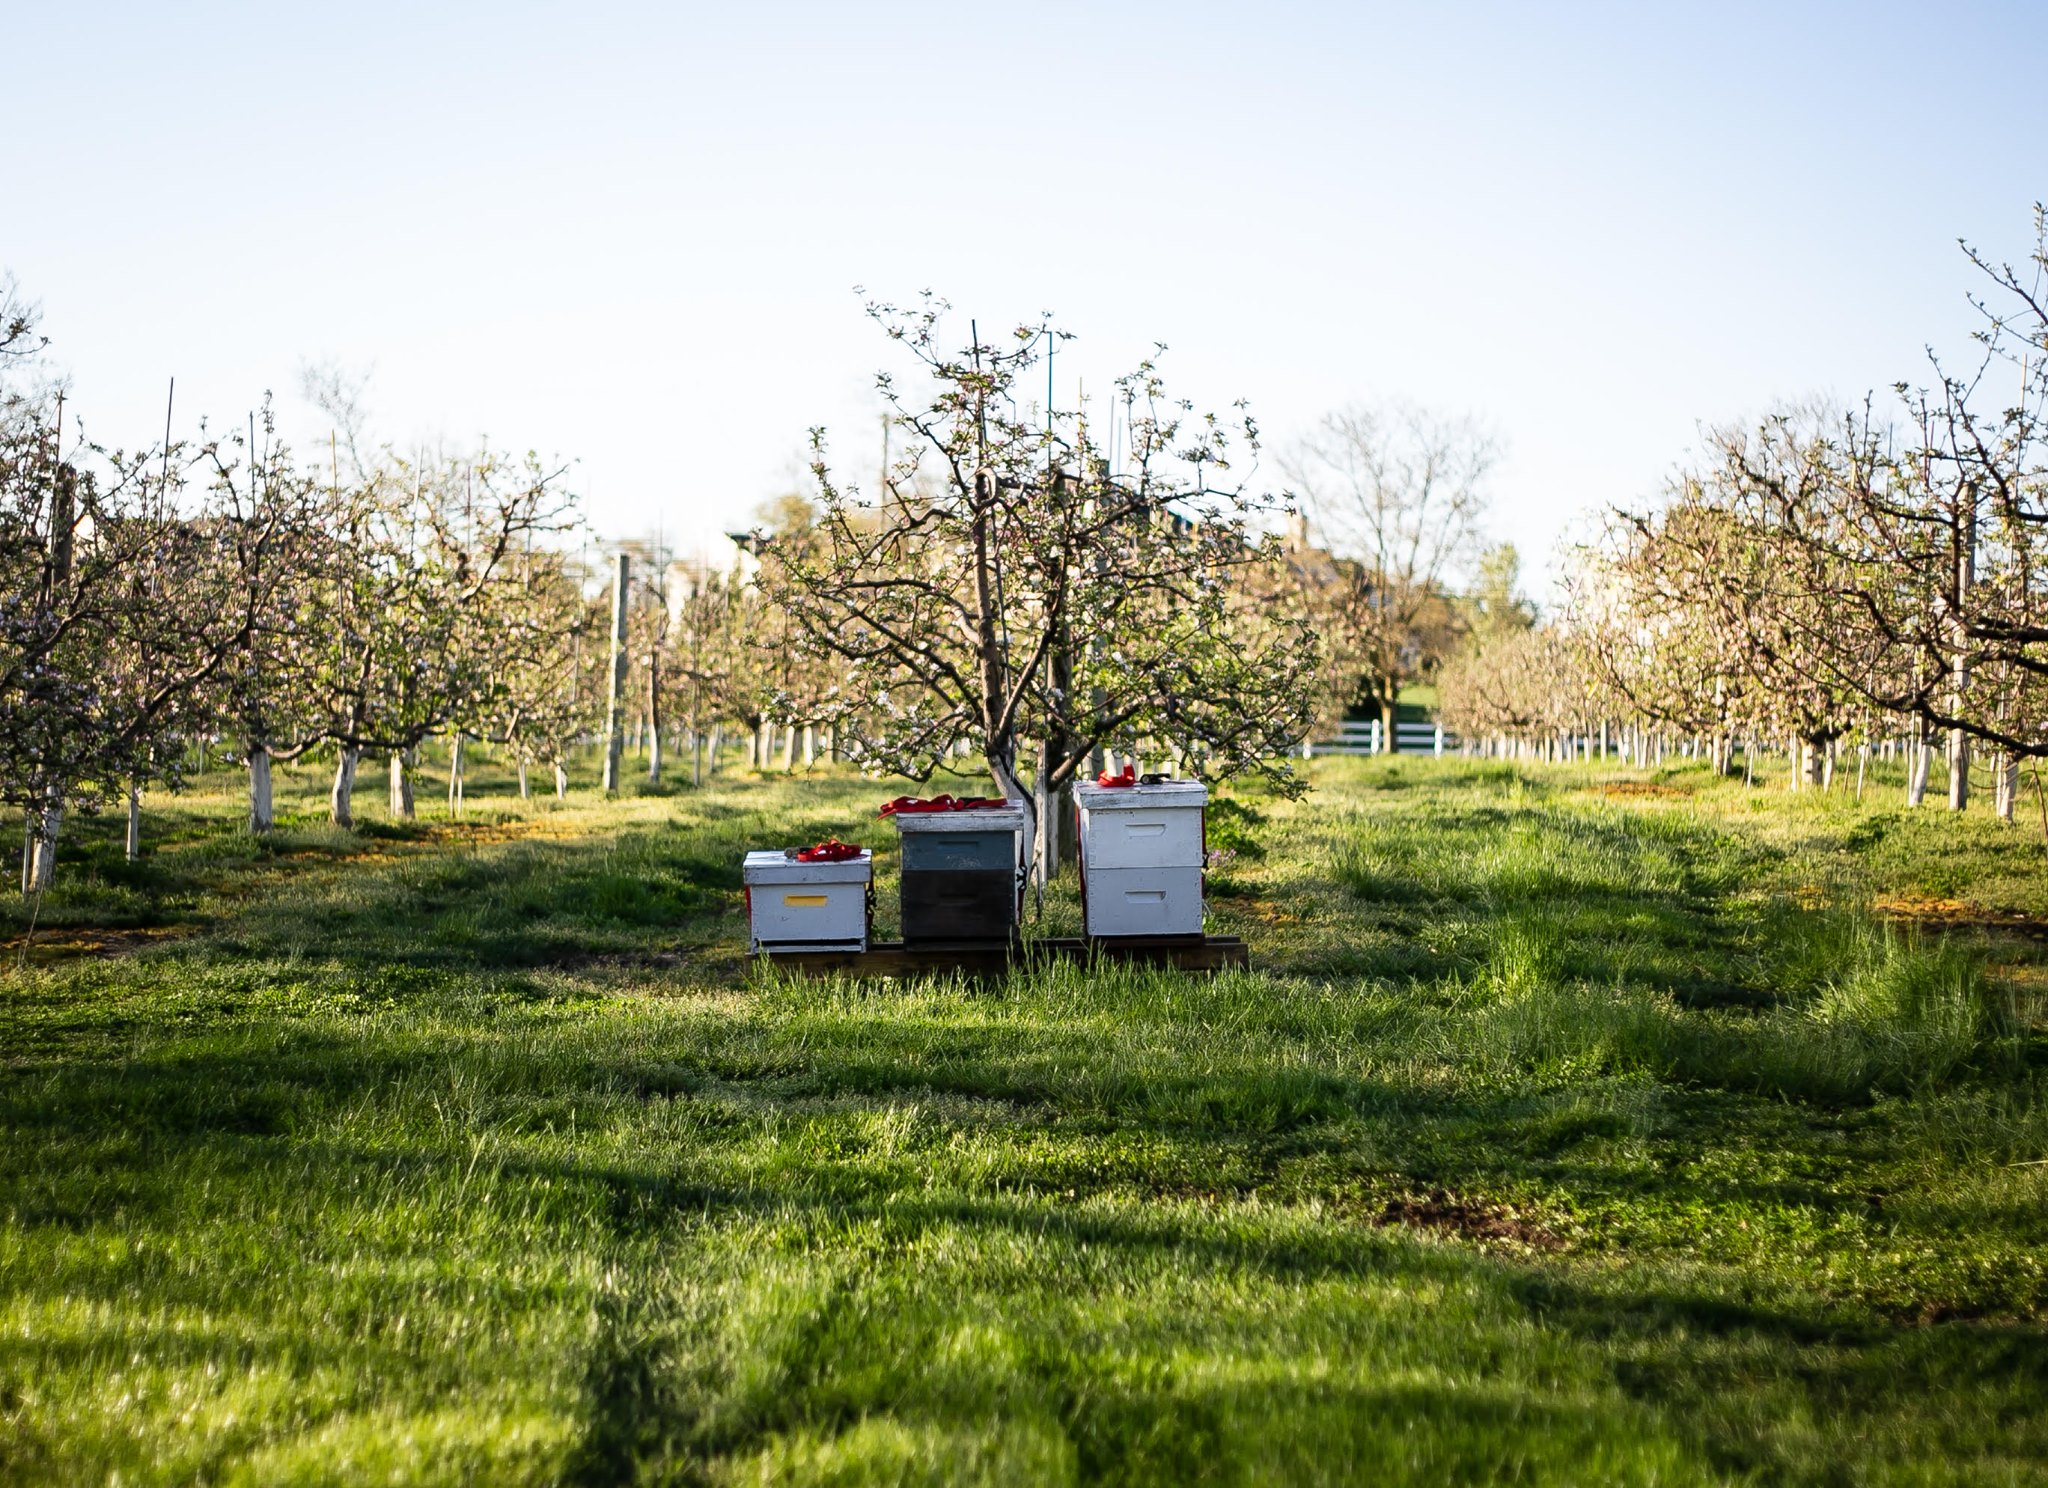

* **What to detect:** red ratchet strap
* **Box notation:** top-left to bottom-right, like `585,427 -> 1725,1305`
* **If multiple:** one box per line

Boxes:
878,794 -> 1009,816
794,838 -> 864,862
1095,763 -> 1138,788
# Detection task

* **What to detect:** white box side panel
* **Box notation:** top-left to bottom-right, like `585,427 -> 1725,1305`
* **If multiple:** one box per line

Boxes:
1083,865 -> 1204,938
749,879 -> 868,949
1079,806 -> 1204,870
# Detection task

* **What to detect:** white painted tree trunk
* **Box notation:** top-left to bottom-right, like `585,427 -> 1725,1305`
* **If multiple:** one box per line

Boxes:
601,552 -> 629,794
1998,753 -> 2019,823
447,736 -> 465,817
780,726 -> 796,772
125,783 -> 141,862
990,753 -> 1036,915
554,759 -> 569,799
389,752 -> 415,819
248,746 -> 274,833
1033,741 -> 1062,892
27,803 -> 61,893
802,724 -> 815,768
518,759 -> 530,799
1855,745 -> 1867,802
1907,731 -> 1930,808
331,747 -> 359,829
1948,729 -> 1970,812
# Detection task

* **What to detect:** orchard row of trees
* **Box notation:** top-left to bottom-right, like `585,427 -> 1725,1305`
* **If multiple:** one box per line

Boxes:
1438,209 -> 2048,822
3,282 -> 1451,893
0,292 -> 593,888
1,261 -> 1610,897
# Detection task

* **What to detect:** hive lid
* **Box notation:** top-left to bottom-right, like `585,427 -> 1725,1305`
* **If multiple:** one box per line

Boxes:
742,848 -> 873,884
887,800 -> 1027,833
1075,780 -> 1208,810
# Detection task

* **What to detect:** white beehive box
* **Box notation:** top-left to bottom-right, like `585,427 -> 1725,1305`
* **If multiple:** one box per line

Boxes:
1075,780 -> 1208,938
743,849 -> 872,952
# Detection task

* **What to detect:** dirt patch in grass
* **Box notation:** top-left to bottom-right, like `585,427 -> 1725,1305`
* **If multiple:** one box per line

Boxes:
1873,893 -> 2048,939
1237,898 -> 1302,926
1591,782 -> 1693,799
1,924 -> 192,963
1375,1188 -> 1567,1252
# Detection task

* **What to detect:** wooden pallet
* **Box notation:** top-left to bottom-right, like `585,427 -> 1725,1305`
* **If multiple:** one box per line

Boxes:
763,935 -> 1250,978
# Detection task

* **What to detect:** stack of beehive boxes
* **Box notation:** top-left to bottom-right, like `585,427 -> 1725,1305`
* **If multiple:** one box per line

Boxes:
1074,780 -> 1207,939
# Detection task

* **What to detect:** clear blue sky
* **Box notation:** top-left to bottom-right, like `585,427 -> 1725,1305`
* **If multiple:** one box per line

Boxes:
11,2 -> 2046,595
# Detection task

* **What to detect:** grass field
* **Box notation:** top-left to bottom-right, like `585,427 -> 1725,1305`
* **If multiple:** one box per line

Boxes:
3,747 -> 2047,1485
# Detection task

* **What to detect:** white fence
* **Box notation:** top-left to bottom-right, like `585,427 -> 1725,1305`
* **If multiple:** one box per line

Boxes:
1307,720 -> 1454,757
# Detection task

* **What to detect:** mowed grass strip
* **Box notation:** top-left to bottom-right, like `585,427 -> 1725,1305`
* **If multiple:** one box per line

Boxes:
2,748 -> 2046,1484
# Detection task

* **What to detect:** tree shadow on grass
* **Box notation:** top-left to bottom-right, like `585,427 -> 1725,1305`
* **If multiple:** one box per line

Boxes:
8,995 -> 2048,1481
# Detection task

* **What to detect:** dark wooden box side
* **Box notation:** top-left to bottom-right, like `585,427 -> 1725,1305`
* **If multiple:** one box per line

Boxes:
899,868 -> 1018,944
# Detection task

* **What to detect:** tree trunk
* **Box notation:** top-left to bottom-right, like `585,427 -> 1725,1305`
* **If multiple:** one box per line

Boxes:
1855,744 -> 1867,802
518,758 -> 531,800
1907,724 -> 1930,808
780,725 -> 796,772
554,759 -> 569,799
26,801 -> 61,894
1949,727 -> 1970,812
389,751 -> 415,820
248,746 -> 274,833
802,724 -> 815,769
647,661 -> 663,782
1034,743 -> 1063,893
1379,695 -> 1397,756
1998,752 -> 2019,824
447,736 -> 465,817
601,552 -> 629,794
331,747 -> 359,829
707,725 -> 722,777
988,751 -> 1035,916
125,782 -> 141,863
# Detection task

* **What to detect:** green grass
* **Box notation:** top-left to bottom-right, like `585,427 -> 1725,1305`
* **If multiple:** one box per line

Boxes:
2,747 -> 2046,1484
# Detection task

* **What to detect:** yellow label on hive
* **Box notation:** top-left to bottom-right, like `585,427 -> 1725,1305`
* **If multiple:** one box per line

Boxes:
783,894 -> 829,907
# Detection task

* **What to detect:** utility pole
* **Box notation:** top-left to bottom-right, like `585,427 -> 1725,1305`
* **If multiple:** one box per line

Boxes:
1949,498 -> 1976,812
602,551 -> 630,794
